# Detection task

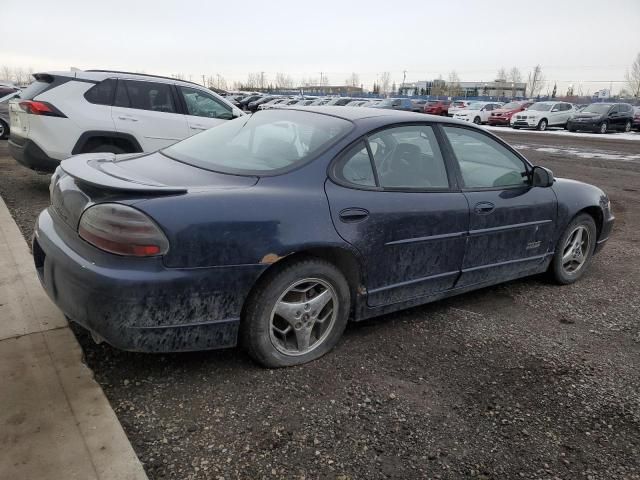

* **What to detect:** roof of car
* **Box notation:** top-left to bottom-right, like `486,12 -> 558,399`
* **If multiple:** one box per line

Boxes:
285,106 -> 457,123
38,70 -> 214,91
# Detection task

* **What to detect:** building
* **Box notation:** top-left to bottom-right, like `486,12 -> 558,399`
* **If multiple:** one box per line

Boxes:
404,79 -> 527,98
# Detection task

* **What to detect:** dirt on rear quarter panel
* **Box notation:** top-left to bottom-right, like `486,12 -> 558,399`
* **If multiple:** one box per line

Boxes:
1,136 -> 639,479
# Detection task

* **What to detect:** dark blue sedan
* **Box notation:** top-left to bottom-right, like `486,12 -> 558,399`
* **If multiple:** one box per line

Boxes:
34,107 -> 614,367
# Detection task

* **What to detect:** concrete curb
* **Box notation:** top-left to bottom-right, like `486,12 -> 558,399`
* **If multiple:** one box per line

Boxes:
0,195 -> 148,480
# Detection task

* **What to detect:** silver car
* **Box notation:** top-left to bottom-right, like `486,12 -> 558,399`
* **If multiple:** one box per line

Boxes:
1,91 -> 20,139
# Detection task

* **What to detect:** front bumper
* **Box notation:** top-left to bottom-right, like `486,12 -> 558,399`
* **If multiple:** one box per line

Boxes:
488,116 -> 511,125
567,120 -> 598,131
511,118 -> 538,128
8,135 -> 60,172
33,208 -> 266,352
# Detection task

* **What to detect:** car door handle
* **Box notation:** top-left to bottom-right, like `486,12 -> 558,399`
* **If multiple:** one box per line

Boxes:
339,208 -> 369,223
474,202 -> 495,215
117,115 -> 138,122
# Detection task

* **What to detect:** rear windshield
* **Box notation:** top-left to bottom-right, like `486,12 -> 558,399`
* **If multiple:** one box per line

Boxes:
18,79 -> 51,100
162,110 -> 352,174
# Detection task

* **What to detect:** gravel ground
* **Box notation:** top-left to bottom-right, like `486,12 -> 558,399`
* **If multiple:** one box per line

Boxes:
1,132 -> 639,480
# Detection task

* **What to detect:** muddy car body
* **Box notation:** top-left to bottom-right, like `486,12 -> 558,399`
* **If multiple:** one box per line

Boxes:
34,107 -> 614,366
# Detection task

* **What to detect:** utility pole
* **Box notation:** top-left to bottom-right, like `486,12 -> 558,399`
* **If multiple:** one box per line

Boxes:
402,70 -> 407,95
217,74 -> 221,89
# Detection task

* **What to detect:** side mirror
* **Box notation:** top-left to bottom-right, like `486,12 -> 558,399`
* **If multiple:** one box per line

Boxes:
531,166 -> 554,187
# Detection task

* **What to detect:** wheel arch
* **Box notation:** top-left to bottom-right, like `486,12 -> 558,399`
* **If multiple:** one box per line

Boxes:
244,245 -> 367,319
577,206 -> 604,240
71,131 -> 143,155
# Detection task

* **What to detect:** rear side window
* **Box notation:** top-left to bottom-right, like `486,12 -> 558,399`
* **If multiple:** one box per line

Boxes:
114,80 -> 176,113
84,79 -> 115,105
334,141 -> 376,187
19,80 -> 51,100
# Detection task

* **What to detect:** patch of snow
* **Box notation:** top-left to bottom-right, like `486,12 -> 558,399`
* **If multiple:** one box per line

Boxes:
512,144 -> 640,162
484,125 -> 640,141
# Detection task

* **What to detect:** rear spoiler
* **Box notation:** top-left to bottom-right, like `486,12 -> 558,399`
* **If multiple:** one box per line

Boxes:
60,154 -> 188,193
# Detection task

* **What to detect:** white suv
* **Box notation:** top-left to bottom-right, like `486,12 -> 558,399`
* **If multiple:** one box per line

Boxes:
510,101 -> 575,131
8,70 -> 244,172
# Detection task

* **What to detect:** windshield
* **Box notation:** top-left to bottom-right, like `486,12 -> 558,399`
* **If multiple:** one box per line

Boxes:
376,99 -> 395,107
0,92 -> 19,103
163,110 -> 352,174
466,102 -> 485,110
528,103 -> 553,112
501,102 -> 521,110
582,104 -> 611,114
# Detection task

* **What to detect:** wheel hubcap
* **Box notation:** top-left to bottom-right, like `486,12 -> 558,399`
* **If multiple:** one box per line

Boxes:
600,123 -> 607,133
269,278 -> 338,356
561,226 -> 590,274
625,122 -> 631,132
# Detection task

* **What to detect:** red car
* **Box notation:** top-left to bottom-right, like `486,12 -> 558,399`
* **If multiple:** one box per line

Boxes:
424,100 -> 451,116
488,101 -> 534,126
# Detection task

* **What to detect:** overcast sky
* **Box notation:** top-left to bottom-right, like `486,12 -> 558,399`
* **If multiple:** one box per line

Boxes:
2,0 -> 639,94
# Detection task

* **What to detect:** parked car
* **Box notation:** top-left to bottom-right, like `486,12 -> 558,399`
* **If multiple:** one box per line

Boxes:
410,99 -> 427,112
447,100 -> 472,117
0,84 -> 19,98
633,107 -> 640,131
487,101 -> 534,126
239,94 -> 263,109
34,107 -> 613,367
424,100 -> 450,116
452,101 -> 503,124
371,98 -> 413,111
360,100 -> 381,108
566,102 -> 634,134
0,91 -> 20,139
248,96 -> 280,112
510,101 -> 575,131
257,98 -> 289,110
324,97 -> 353,106
309,98 -> 330,106
574,104 -> 589,112
7,70 -> 243,172
346,100 -> 367,107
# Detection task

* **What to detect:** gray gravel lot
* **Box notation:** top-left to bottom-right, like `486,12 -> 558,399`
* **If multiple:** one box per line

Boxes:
1,131 -> 639,480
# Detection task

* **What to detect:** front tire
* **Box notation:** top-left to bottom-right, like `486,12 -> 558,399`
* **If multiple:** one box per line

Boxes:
596,122 -> 608,134
548,214 -> 597,285
473,116 -> 481,125
537,119 -> 548,131
0,120 -> 8,140
241,258 -> 350,368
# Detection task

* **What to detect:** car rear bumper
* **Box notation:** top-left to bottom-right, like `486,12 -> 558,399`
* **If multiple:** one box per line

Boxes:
33,208 -> 267,353
8,135 -> 60,172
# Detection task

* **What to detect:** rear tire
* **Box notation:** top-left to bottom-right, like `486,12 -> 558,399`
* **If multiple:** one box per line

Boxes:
623,120 -> 631,133
241,258 -> 350,368
548,213 -> 597,285
0,120 -> 8,140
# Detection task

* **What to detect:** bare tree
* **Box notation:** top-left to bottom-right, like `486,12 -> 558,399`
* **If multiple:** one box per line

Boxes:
447,71 -> 461,96
625,52 -> 640,99
246,72 -> 262,89
0,66 -> 12,82
274,73 -> 294,90
508,67 -> 522,97
379,72 -> 391,96
526,65 -> 546,98
345,72 -> 360,87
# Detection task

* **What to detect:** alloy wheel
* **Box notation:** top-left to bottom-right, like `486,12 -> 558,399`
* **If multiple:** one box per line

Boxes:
624,121 -> 631,133
269,278 -> 338,356
539,120 -> 548,131
561,226 -> 590,274
600,122 -> 608,134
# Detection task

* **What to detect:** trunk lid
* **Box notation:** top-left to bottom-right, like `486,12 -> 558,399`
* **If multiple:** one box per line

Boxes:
52,151 -> 258,230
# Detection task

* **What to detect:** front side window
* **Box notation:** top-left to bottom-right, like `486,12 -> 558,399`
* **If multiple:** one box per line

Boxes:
163,110 -> 352,174
368,125 -> 449,189
443,126 -> 528,189
178,86 -> 231,119
528,103 -> 553,112
115,80 -> 176,113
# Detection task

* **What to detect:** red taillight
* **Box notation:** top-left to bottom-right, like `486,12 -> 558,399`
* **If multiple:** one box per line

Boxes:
78,203 -> 169,257
19,100 -> 66,117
